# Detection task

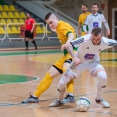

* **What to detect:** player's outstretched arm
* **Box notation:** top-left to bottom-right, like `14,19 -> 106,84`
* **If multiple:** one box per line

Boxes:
61,33 -> 74,51
103,37 -> 117,49
78,23 -> 81,36
107,39 -> 117,46
66,33 -> 75,43
66,43 -> 81,65
66,43 -> 77,58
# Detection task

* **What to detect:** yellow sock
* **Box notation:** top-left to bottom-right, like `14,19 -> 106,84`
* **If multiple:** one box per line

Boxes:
63,67 -> 74,94
67,79 -> 74,94
33,72 -> 53,97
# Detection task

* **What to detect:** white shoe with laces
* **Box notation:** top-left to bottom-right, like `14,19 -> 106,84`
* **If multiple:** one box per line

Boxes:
49,99 -> 63,107
95,98 -> 110,108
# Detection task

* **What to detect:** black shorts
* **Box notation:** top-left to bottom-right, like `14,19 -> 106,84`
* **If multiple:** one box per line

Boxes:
25,30 -> 34,39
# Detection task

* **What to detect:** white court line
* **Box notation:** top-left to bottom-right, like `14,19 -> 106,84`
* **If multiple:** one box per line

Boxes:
51,85 -> 117,90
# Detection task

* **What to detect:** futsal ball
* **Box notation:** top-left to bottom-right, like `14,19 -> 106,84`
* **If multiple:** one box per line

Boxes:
76,97 -> 90,112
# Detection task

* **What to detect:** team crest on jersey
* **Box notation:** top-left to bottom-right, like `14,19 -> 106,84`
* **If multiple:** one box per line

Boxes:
93,22 -> 99,27
84,54 -> 95,60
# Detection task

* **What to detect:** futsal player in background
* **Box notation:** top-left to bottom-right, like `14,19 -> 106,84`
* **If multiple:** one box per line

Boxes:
83,3 -> 110,37
78,4 -> 90,36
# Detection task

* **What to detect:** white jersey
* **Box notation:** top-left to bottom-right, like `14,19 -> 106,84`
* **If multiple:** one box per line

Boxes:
83,13 -> 109,33
70,34 -> 117,62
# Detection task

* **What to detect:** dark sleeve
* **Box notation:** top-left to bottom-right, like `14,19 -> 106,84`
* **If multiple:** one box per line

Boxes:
103,37 -> 117,48
70,37 -> 84,48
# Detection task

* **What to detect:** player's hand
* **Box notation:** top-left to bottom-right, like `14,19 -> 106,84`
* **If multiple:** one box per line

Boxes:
30,30 -> 33,33
73,57 -> 81,66
61,44 -> 67,51
84,32 -> 88,35
106,30 -> 110,37
61,43 -> 71,51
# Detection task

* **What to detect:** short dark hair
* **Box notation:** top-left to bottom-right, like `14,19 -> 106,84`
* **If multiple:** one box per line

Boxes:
45,12 -> 53,21
26,13 -> 30,15
92,3 -> 99,7
82,4 -> 88,8
91,27 -> 102,36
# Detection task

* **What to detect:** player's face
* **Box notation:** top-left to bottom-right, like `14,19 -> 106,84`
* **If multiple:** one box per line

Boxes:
26,14 -> 30,19
92,5 -> 98,14
91,33 -> 102,45
81,5 -> 87,13
46,15 -> 58,29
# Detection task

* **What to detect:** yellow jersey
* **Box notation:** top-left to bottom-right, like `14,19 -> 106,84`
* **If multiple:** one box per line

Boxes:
56,20 -> 76,45
78,12 -> 91,35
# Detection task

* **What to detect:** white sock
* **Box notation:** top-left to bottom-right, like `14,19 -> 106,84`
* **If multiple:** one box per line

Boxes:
58,88 -> 65,101
32,94 -> 37,98
68,93 -> 73,96
57,68 -> 74,101
96,71 -> 107,100
96,83 -> 105,100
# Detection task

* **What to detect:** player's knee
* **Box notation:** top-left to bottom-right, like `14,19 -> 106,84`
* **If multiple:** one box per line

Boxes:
97,71 -> 107,86
58,78 -> 66,91
59,78 -> 66,86
65,68 -> 77,79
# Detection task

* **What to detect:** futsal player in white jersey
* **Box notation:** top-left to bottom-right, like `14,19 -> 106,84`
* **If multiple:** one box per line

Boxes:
49,27 -> 117,108
83,3 -> 110,37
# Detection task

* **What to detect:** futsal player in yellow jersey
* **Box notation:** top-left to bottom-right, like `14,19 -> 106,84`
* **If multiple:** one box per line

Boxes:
78,4 -> 90,36
22,12 -> 77,104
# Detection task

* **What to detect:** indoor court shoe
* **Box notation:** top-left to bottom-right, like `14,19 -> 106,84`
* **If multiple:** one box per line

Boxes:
49,99 -> 64,107
61,94 -> 75,104
95,98 -> 110,108
22,95 -> 39,104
